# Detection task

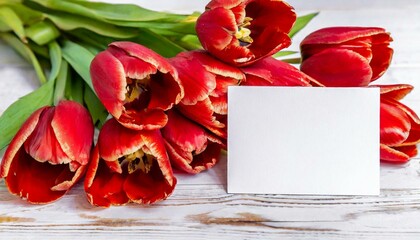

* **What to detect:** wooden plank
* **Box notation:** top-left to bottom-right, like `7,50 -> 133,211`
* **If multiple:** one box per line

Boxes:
2,182 -> 420,239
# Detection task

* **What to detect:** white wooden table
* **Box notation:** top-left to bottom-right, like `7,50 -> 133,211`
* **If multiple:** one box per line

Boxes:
1,1 -> 420,239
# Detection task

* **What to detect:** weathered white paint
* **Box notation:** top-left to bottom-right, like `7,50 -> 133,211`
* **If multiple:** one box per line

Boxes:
1,1 -> 420,239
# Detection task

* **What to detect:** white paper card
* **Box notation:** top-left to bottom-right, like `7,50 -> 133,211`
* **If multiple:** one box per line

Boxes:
228,87 -> 380,195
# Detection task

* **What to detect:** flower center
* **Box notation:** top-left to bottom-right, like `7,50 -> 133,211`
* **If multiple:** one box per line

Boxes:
125,76 -> 151,104
120,149 -> 154,174
235,17 -> 253,46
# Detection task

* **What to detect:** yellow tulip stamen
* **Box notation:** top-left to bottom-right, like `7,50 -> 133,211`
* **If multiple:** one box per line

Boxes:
122,150 -> 154,174
125,76 -> 151,104
235,17 -> 253,45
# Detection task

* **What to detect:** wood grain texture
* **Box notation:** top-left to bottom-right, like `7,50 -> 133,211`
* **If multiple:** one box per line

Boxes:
1,1 -> 420,239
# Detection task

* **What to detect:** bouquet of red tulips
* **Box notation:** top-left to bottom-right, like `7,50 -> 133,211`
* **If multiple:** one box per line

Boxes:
0,0 -> 419,207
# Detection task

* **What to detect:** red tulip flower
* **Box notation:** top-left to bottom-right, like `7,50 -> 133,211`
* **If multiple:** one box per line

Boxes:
170,51 -> 245,139
85,118 -> 176,207
300,27 -> 393,87
377,84 -> 420,163
196,0 -> 296,66
162,110 -> 223,174
241,57 -> 320,86
90,41 -> 184,131
0,101 -> 94,204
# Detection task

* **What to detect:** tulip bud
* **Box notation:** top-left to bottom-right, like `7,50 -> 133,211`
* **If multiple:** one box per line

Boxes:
375,84 -> 420,163
0,100 -> 94,203
300,27 -> 393,87
90,42 -> 184,131
162,110 -> 223,174
170,51 -> 245,139
196,0 -> 296,66
84,118 -> 176,207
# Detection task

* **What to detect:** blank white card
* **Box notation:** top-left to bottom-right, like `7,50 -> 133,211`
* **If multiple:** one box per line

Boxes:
228,87 -> 380,195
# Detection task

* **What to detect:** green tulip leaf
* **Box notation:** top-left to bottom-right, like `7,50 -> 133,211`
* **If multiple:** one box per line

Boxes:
273,50 -> 298,58
68,75 -> 84,105
48,41 -> 62,82
84,86 -> 108,128
61,40 -> 95,91
25,21 -> 60,46
132,28 -> 186,58
45,12 -> 138,39
25,0 -> 186,23
0,32 -> 47,84
2,2 -> 43,25
0,6 -> 26,42
0,79 -> 54,150
67,29 -> 112,51
289,12 -> 319,38
27,41 -> 49,58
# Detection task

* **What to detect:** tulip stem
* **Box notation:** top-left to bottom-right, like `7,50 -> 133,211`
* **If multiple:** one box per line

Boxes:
281,57 -> 302,64
53,61 -> 69,105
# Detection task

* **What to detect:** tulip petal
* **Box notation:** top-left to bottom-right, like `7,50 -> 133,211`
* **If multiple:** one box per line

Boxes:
124,130 -> 176,204
98,118 -> 146,161
169,53 -> 217,105
51,164 -> 86,191
162,109 -> 220,173
1,107 -> 47,178
146,72 -> 185,111
85,147 -> 129,207
199,52 -> 245,81
373,84 -> 413,101
5,147 -> 75,203
90,50 -> 126,119
370,45 -> 393,81
162,110 -> 208,154
52,101 -> 94,166
110,42 -> 175,75
300,48 -> 373,87
206,0 -> 242,10
124,161 -> 177,204
141,130 -> 176,187
384,98 -> 420,125
382,98 -> 420,146
118,109 -> 168,131
380,144 -> 417,163
245,0 -> 295,61
178,99 -> 226,138
211,75 -> 241,96
109,49 -> 157,80
403,123 -> 420,145
380,101 -> 410,146
301,27 -> 388,46
196,8 -> 237,51
243,57 -> 312,86
23,107 -> 72,165
210,95 -> 228,115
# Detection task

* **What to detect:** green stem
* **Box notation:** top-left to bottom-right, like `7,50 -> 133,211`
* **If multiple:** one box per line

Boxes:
281,57 -> 302,64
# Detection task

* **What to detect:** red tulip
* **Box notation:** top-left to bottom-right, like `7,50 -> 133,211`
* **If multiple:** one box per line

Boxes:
162,110 -> 223,174
376,84 -> 420,163
90,41 -> 184,131
84,118 -> 176,207
300,27 -> 393,87
170,51 -> 245,139
0,101 -> 94,204
196,0 -> 296,66
241,57 -> 320,86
